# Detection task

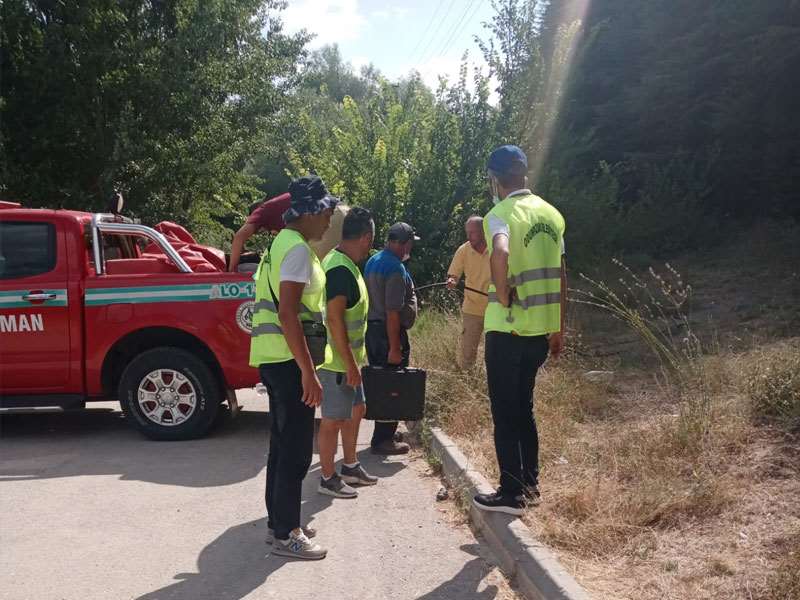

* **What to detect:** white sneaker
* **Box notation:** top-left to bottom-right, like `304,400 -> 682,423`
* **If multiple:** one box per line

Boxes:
265,525 -> 316,544
271,531 -> 327,560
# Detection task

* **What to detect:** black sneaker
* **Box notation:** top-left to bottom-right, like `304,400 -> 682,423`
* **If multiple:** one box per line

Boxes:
370,440 -> 410,455
473,490 -> 526,516
523,485 -> 541,504
340,463 -> 378,486
499,484 -> 541,503
318,473 -> 358,498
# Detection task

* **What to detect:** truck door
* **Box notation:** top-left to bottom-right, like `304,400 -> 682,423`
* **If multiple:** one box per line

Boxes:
0,219 -> 72,393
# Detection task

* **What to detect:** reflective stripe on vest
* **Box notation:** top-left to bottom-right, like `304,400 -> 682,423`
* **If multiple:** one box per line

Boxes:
483,193 -> 565,336
249,229 -> 325,366
251,323 -> 283,336
319,250 -> 369,373
253,298 -> 321,322
487,291 -> 561,308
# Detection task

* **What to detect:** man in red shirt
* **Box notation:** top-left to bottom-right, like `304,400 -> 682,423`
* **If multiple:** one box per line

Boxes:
228,193 -> 291,272
229,193 -> 348,272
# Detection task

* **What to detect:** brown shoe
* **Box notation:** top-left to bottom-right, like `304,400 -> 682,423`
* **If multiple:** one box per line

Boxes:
371,440 -> 410,455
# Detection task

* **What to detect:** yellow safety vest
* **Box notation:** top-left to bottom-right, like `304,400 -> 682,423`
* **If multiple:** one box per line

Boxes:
249,229 -> 325,366
483,193 -> 565,336
319,250 -> 369,372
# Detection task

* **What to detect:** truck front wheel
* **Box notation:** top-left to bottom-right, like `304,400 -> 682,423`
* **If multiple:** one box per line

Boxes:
119,347 -> 221,440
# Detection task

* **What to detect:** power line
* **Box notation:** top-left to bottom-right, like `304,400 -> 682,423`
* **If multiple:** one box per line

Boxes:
412,0 -> 460,65
433,0 -> 485,64
408,0 -> 445,61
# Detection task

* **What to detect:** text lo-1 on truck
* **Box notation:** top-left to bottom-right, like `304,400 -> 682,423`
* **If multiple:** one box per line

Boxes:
0,202 -> 260,440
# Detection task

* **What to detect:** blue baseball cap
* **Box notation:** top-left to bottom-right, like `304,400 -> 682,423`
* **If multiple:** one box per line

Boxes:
487,145 -> 528,177
283,175 -> 340,223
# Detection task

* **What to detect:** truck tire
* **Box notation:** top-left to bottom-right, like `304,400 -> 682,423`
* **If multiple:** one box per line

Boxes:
118,347 -> 221,441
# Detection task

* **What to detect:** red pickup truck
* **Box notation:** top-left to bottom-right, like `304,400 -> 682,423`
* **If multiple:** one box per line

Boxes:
0,202 -> 260,440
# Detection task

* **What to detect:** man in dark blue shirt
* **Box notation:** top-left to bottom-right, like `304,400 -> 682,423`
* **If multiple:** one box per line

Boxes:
363,222 -> 419,454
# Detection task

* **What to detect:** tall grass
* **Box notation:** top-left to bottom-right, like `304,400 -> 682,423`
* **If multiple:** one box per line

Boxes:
412,259 -> 798,598
412,262 -> 752,560
413,309 -> 748,563
573,261 -> 729,457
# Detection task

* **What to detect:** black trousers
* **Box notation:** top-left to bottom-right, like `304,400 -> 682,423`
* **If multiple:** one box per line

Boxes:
260,360 -> 315,540
365,321 -> 410,447
484,332 -> 549,495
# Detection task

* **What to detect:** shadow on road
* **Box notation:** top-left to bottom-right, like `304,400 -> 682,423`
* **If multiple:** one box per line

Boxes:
135,517 -> 281,600
0,407 -> 403,487
0,408 -> 270,487
137,531 -> 495,600
415,544 -> 502,600
1,408 -> 497,600
300,450 -> 406,531
135,451 -> 407,599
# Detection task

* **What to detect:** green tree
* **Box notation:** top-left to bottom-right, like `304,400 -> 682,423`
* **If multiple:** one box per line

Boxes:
281,61 -> 497,284
1,0 -> 306,241
547,0 -> 800,219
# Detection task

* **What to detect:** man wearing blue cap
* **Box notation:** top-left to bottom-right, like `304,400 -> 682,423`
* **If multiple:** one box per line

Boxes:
473,145 -> 567,516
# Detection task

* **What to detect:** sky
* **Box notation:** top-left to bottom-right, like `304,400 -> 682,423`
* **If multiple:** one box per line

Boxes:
279,0 -> 497,90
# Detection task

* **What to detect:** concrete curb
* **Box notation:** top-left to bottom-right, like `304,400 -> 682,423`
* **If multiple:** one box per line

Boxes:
429,427 -> 591,600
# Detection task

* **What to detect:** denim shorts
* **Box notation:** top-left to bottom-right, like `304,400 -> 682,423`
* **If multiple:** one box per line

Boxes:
318,369 -> 365,420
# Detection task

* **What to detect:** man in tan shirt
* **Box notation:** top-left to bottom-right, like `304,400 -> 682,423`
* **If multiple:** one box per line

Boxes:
446,216 -> 491,369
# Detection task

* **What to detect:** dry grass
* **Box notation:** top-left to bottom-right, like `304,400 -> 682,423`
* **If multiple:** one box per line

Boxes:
761,532 -> 800,600
412,310 -> 800,600
738,340 -> 800,431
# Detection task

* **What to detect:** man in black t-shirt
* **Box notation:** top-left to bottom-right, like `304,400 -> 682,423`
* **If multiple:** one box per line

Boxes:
326,265 -> 360,308
317,208 -> 379,498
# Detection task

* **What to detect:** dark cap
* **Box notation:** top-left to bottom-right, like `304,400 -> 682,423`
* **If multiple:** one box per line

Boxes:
283,175 -> 340,224
387,222 -> 420,243
487,145 -> 528,177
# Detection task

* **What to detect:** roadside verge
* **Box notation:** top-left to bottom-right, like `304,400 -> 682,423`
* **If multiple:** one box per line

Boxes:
428,427 -> 591,600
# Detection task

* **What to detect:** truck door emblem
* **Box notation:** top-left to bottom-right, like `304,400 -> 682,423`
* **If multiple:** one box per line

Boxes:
236,301 -> 254,333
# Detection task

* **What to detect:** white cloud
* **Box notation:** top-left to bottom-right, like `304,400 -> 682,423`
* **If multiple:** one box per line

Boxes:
281,0 -> 367,47
371,6 -> 409,20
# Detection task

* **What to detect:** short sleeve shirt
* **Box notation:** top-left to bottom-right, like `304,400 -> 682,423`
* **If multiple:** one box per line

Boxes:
447,242 -> 490,316
325,251 -> 360,309
247,193 -> 291,232
364,249 -> 417,329
274,239 -> 325,297
279,244 -> 312,285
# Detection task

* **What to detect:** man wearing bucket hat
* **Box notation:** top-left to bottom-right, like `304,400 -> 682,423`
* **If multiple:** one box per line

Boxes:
473,145 -> 567,517
250,175 -> 338,559
363,222 -> 420,454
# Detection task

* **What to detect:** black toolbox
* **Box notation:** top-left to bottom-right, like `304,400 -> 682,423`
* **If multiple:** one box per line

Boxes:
361,366 -> 426,421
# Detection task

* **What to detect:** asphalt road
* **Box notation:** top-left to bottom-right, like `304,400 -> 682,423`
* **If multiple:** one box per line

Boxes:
0,391 -> 516,600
